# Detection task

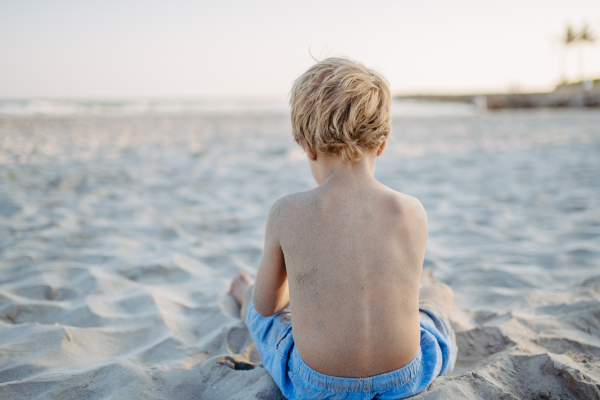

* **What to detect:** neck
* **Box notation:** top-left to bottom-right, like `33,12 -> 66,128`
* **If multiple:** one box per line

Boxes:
317,152 -> 378,187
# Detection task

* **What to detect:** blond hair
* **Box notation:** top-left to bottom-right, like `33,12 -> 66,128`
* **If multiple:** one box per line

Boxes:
290,57 -> 391,163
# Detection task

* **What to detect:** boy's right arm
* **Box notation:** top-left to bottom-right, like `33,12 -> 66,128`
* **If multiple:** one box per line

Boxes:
252,198 -> 290,317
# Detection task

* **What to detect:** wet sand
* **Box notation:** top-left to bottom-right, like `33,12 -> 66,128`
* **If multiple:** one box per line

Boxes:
0,109 -> 599,399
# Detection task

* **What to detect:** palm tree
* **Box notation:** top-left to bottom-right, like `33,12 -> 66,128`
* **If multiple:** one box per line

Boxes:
578,23 -> 596,82
560,25 -> 577,84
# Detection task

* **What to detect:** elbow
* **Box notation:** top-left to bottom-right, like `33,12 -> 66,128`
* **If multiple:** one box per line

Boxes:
251,295 -> 276,317
252,300 -> 276,317
251,283 -> 289,317
256,308 -> 275,318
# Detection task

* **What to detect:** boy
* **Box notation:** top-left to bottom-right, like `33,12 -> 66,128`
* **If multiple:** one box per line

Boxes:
229,58 -> 457,399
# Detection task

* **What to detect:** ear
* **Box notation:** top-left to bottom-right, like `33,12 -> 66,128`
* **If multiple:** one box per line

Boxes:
376,140 -> 386,156
306,149 -> 318,161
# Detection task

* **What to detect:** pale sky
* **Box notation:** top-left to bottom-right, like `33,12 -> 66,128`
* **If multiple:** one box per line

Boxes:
1,0 -> 599,98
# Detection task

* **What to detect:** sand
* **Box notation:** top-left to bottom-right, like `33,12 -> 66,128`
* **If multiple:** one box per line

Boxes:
0,109 -> 599,399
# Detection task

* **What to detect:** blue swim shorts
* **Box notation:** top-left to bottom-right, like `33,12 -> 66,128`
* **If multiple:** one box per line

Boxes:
245,300 -> 457,400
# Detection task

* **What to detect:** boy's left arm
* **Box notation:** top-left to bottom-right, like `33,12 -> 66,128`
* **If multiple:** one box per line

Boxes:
252,199 -> 290,316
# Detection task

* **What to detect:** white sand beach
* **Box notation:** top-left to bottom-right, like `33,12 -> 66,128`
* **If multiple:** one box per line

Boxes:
0,108 -> 599,399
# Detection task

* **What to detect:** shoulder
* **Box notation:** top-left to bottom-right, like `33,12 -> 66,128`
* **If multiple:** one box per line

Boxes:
379,184 -> 425,214
379,187 -> 427,230
266,190 -> 315,227
396,193 -> 426,219
269,191 -> 306,217
269,189 -> 317,215
265,191 -> 315,241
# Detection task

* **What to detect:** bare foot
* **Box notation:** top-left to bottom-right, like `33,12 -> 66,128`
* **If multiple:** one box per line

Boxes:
420,267 -> 436,287
229,272 -> 254,307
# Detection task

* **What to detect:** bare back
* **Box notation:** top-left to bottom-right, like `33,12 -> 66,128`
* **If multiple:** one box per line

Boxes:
276,179 -> 427,378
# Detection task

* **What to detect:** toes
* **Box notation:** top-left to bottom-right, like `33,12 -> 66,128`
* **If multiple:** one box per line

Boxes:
229,275 -> 243,292
238,272 -> 253,284
239,272 -> 250,280
230,272 -> 254,296
228,282 -> 236,294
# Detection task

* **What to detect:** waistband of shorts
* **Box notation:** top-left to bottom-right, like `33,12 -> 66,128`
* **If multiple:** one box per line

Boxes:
289,345 -> 422,392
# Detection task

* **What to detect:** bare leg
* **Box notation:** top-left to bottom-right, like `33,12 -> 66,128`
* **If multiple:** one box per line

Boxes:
229,272 -> 254,323
419,268 -> 454,317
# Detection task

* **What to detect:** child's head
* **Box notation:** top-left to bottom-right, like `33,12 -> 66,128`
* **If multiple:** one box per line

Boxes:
290,57 -> 391,163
